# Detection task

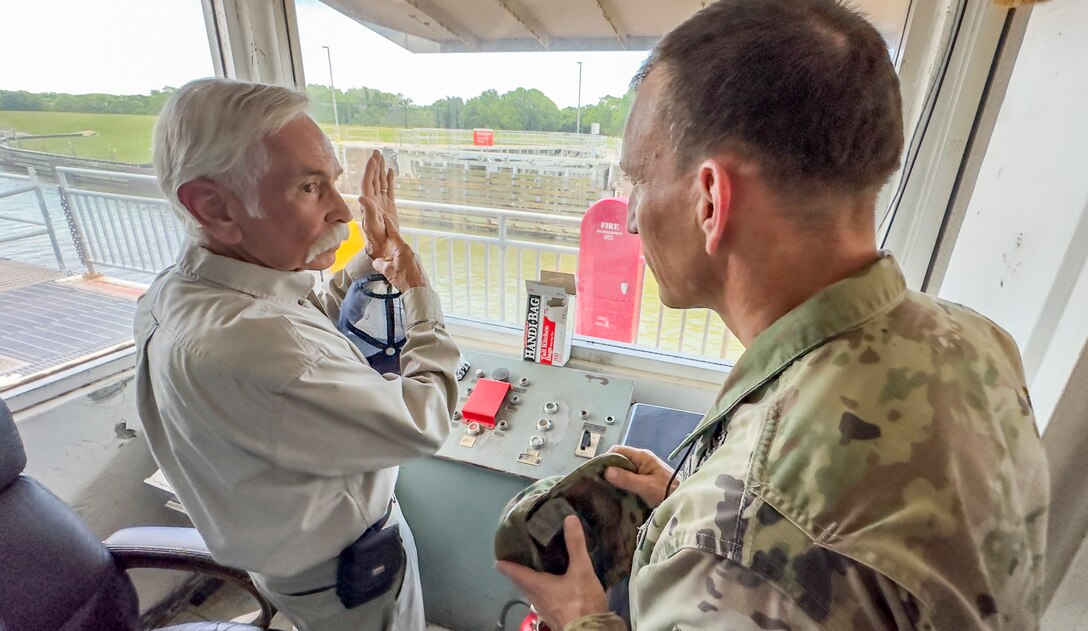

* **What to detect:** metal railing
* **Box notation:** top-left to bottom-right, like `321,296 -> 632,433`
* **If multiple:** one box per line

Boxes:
392,128 -> 621,160
0,168 -> 66,271
42,167 -> 737,361
397,199 -> 581,326
56,167 -> 182,276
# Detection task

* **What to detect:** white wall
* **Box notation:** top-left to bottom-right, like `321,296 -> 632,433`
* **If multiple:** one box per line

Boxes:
938,0 -> 1088,433
933,0 -> 1088,618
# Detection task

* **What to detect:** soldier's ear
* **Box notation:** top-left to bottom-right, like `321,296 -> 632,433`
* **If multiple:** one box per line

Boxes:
695,159 -> 731,256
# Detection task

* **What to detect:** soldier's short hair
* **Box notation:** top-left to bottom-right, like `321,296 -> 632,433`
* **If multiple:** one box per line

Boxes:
635,0 -> 904,193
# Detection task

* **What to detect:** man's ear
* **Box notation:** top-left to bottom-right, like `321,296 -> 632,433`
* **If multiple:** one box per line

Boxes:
176,178 -> 243,244
696,159 -> 732,255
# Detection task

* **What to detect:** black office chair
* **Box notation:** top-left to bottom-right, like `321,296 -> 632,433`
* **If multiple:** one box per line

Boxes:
0,397 -> 279,631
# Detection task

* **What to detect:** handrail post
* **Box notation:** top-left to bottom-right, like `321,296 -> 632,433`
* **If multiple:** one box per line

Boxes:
27,167 -> 67,273
55,168 -> 95,276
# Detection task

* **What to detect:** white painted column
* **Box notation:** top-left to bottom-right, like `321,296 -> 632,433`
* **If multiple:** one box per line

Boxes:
201,0 -> 306,89
938,0 -> 1088,433
933,0 -> 1088,615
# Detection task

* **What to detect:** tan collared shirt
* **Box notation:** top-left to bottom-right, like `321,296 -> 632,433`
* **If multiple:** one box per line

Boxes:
134,242 -> 458,578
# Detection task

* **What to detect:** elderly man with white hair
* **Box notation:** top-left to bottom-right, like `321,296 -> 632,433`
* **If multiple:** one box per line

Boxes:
134,78 -> 459,631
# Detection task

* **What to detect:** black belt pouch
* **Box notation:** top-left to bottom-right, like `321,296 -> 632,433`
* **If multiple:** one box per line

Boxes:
335,521 -> 406,609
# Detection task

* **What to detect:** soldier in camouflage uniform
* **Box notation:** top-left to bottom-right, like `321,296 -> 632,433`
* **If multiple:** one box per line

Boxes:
495,1 -> 1049,629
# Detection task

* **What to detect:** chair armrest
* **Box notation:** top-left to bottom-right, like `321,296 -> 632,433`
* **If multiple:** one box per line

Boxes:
105,527 -> 276,629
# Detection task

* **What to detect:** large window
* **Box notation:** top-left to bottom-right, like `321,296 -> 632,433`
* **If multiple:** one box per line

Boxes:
294,0 -> 915,366
0,0 -> 966,393
0,0 -> 211,390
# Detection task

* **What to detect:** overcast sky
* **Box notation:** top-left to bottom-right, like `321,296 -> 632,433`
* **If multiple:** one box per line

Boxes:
0,0 -> 648,108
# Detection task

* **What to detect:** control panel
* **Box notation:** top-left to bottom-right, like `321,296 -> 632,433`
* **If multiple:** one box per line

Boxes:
436,350 -> 635,480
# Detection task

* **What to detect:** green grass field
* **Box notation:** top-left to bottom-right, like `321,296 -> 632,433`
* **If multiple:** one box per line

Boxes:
0,110 -> 406,164
0,111 -> 158,164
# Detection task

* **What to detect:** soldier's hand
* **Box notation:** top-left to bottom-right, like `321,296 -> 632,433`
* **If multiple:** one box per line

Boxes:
359,150 -> 428,290
605,445 -> 677,508
496,515 -> 608,629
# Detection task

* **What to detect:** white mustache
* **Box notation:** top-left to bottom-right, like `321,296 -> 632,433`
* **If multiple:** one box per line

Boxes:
305,223 -> 350,263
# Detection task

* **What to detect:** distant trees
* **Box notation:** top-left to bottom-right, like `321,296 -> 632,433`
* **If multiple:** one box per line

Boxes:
0,89 -> 174,115
309,84 -> 632,136
0,84 -> 633,137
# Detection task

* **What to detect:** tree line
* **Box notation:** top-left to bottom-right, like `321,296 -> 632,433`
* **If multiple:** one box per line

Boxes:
0,84 -> 633,137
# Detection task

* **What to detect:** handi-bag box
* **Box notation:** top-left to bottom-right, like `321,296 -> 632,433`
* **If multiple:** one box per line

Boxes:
523,271 -> 577,366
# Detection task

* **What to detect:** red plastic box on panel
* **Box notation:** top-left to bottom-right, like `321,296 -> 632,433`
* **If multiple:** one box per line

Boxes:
461,378 -> 511,427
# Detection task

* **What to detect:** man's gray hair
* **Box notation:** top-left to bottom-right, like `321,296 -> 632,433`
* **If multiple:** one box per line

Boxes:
153,79 -> 310,237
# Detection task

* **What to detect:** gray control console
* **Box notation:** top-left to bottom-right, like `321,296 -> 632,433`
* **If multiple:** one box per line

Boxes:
436,350 -> 635,480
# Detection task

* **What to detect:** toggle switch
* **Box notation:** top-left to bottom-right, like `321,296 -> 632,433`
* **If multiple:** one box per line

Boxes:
574,426 -> 603,459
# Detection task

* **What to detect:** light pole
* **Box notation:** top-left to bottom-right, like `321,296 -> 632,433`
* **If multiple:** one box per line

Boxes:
321,45 -> 345,167
575,61 -> 583,134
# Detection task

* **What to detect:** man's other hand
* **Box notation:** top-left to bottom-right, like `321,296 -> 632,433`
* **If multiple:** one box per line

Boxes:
496,515 -> 608,630
359,150 -> 428,290
605,445 -> 677,509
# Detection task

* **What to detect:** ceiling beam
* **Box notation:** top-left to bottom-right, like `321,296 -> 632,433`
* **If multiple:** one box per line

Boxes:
595,0 -> 628,49
402,0 -> 479,50
493,0 -> 552,49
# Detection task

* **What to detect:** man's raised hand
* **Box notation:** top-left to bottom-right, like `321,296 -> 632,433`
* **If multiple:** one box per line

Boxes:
358,150 -> 427,290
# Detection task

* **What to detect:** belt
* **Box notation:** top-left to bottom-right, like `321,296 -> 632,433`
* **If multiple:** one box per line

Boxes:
285,498 -> 395,597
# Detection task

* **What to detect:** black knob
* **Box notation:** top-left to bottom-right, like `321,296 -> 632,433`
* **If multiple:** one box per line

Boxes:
491,367 -> 511,382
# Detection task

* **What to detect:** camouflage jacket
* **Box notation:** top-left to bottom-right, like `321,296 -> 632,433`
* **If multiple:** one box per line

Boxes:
567,254 -> 1048,631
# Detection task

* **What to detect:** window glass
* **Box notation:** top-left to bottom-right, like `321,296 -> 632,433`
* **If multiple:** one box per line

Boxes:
295,0 -> 912,365
0,0 -> 212,389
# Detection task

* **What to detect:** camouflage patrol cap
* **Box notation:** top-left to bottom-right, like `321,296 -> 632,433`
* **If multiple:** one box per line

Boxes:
494,453 -> 651,588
